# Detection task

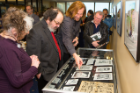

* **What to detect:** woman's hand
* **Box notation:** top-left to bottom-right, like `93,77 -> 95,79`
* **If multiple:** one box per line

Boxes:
30,55 -> 40,68
36,73 -> 41,79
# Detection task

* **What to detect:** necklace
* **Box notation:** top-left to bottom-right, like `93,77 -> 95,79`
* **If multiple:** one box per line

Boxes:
17,43 -> 21,48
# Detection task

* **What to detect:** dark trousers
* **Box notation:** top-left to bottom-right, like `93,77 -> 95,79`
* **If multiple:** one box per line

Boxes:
30,77 -> 39,93
57,53 -> 70,71
37,75 -> 48,93
63,53 -> 71,64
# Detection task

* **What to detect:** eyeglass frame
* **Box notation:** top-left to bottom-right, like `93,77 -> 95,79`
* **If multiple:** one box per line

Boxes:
53,19 -> 61,25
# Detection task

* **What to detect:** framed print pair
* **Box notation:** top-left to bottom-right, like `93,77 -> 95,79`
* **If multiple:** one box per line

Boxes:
113,0 -> 123,37
117,1 -> 123,36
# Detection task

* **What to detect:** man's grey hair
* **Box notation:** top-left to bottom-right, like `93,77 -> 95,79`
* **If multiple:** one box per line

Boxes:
94,11 -> 104,17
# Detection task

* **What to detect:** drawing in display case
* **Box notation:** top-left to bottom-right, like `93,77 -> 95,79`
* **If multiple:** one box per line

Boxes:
42,48 -> 118,93
78,81 -> 114,93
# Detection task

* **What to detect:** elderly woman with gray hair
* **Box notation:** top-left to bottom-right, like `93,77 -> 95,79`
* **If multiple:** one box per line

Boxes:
0,7 -> 40,93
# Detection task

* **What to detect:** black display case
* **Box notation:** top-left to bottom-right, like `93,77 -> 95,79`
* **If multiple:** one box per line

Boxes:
42,48 -> 118,93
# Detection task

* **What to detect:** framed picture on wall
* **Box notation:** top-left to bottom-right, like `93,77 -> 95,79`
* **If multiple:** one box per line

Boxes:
124,0 -> 140,62
113,6 -> 117,28
1,6 -> 7,16
116,1 -> 123,36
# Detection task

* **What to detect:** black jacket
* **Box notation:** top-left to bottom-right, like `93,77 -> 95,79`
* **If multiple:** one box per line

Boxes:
83,21 -> 108,47
85,15 -> 94,23
26,19 -> 63,81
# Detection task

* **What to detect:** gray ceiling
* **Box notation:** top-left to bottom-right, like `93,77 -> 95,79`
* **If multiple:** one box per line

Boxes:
44,0 -> 111,2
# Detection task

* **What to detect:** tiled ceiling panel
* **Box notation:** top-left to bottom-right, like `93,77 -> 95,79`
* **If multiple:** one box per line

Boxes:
44,0 -> 111,2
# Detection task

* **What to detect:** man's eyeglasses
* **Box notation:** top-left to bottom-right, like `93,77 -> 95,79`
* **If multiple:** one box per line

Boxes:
54,20 -> 61,25
94,16 -> 102,20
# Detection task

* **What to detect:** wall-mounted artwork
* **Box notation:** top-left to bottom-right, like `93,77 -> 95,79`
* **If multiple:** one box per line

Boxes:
124,0 -> 140,62
116,1 -> 123,36
1,6 -> 7,15
113,6 -> 117,28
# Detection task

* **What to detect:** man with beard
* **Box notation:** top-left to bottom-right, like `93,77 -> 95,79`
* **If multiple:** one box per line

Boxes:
57,1 -> 86,69
26,8 -> 64,93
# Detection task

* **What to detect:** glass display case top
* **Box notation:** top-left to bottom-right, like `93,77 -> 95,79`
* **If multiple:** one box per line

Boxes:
43,48 -> 117,93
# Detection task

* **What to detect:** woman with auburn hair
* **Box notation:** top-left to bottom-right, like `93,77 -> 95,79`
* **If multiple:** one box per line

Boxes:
0,7 -> 40,93
57,1 -> 86,69
66,1 -> 86,20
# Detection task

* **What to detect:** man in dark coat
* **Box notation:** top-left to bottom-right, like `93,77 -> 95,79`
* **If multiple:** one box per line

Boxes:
26,8 -> 64,93
85,10 -> 94,23
84,11 -> 108,49
26,5 -> 40,25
